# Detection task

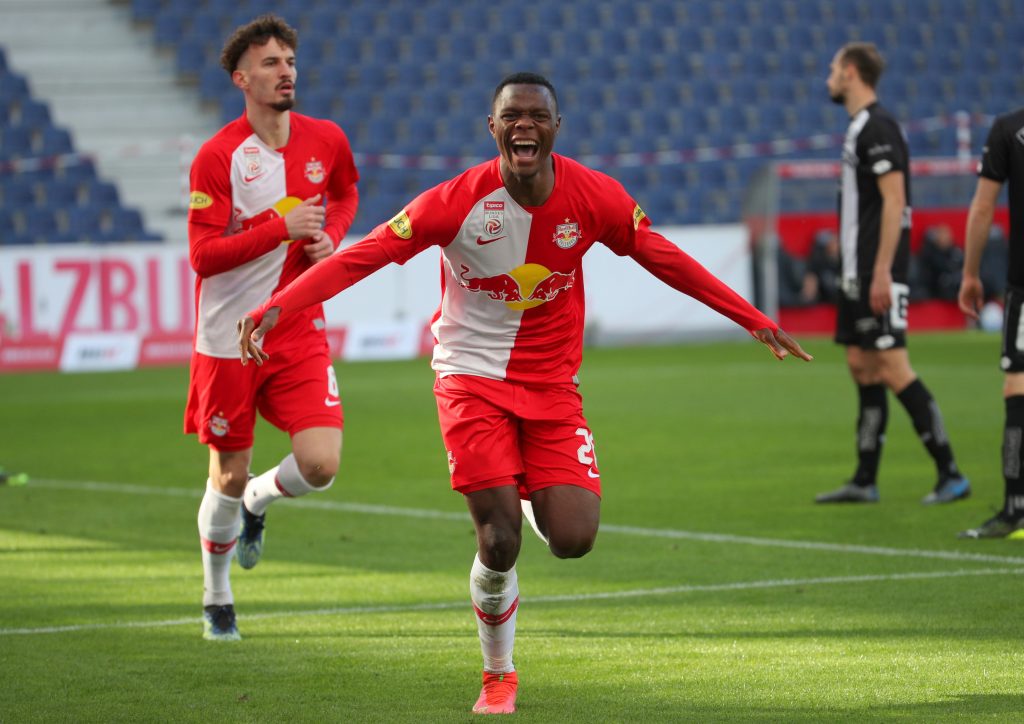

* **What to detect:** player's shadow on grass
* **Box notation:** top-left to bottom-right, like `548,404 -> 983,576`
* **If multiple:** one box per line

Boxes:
524,625 -> 1012,643
868,693 -> 1024,718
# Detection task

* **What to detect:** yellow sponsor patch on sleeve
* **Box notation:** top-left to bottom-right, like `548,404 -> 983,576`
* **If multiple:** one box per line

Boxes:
388,210 -> 413,239
189,191 -> 213,210
632,204 -> 647,230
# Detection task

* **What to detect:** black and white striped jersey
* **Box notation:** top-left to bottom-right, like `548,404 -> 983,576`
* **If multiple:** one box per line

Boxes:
978,107 -> 1024,288
838,102 -> 911,283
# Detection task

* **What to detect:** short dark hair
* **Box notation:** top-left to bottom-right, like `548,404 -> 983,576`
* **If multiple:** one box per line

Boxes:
839,42 -> 885,89
220,14 -> 298,74
492,72 -> 559,112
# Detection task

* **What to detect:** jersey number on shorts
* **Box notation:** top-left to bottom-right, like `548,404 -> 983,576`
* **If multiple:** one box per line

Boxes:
327,365 -> 339,395
889,283 -> 909,330
576,427 -> 600,478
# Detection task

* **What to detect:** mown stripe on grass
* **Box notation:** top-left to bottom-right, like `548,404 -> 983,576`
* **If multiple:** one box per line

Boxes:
1,567 -> 1018,636
32,478 -> 1024,566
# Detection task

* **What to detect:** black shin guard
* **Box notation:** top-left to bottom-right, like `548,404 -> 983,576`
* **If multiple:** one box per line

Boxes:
853,384 -> 888,486
1003,396 -> 1024,516
896,378 -> 958,478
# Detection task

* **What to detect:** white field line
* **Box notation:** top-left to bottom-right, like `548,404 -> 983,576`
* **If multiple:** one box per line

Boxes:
1,567 -> 1019,637
29,478 -> 1024,566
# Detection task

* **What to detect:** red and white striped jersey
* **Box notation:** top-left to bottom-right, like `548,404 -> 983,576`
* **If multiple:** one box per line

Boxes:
188,112 -> 358,358
368,154 -> 769,384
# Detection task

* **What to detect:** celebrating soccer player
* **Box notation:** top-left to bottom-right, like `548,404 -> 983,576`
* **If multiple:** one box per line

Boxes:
238,72 -> 809,713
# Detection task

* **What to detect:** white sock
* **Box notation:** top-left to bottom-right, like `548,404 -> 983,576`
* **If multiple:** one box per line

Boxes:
470,554 -> 518,674
197,479 -> 241,607
245,453 -> 333,516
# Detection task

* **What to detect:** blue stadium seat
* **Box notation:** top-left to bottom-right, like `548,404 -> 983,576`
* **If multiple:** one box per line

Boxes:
17,99 -> 51,127
66,205 -> 103,238
60,159 -> 97,184
22,207 -> 58,241
2,176 -> 36,206
0,207 -> 16,241
86,180 -> 120,206
43,178 -> 80,206
107,208 -> 146,240
39,127 -> 72,156
0,71 -> 29,102
1,124 -> 34,159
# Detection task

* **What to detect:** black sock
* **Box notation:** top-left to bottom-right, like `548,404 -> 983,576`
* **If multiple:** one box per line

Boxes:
853,384 -> 887,486
896,378 -> 959,479
1003,396 -> 1024,517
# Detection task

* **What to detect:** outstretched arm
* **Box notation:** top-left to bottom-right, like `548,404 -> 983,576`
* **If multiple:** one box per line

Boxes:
238,236 -> 392,365
629,231 -> 812,361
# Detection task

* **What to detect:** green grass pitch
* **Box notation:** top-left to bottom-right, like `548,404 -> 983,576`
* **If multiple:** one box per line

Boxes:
2,331 -> 1023,722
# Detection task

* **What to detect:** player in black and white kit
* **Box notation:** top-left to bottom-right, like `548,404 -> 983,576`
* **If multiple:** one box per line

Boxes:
816,42 -> 970,505
958,107 -> 1024,538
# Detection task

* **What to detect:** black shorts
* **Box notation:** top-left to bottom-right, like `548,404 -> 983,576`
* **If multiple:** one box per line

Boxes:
834,278 -> 909,350
1001,285 -> 1024,372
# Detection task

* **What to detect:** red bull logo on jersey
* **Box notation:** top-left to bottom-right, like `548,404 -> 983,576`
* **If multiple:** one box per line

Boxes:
553,219 -> 580,249
305,158 -> 324,183
483,201 -> 505,236
457,263 -> 576,310
236,196 -> 304,242
209,414 -> 229,437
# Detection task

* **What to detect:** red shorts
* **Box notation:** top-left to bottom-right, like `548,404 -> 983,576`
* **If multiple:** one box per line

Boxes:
433,374 -> 601,499
184,341 -> 343,452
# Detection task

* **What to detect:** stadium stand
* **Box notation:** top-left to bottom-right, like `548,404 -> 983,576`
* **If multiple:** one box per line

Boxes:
0,49 -> 163,244
3,0 -> 1021,243
130,0 -> 1020,234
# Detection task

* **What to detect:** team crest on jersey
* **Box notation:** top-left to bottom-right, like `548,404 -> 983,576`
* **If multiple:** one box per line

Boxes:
209,414 -> 229,437
305,158 -> 325,183
483,200 -> 505,236
388,210 -> 413,239
632,204 -> 646,230
553,218 -> 579,249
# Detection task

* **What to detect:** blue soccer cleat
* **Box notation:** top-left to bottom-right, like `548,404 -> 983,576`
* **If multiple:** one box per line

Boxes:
236,503 -> 265,570
922,475 -> 970,505
202,604 -> 241,641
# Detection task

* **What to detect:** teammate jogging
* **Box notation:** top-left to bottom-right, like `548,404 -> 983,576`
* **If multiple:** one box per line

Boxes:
185,15 -> 359,641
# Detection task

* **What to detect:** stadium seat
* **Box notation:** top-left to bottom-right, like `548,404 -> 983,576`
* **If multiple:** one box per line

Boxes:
16,99 -> 51,127
2,177 -> 37,206
43,178 -> 80,206
65,204 -> 103,238
0,71 -> 29,100
39,127 -> 73,156
86,180 -> 120,206
22,207 -> 58,242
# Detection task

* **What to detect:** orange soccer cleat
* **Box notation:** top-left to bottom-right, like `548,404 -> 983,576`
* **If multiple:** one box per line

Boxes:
472,670 -> 518,714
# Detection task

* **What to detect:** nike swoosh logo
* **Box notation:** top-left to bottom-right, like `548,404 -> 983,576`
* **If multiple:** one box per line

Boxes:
244,173 -> 266,183
476,235 -> 506,245
587,468 -> 600,479
324,397 -> 341,407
